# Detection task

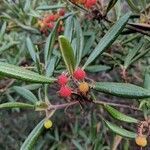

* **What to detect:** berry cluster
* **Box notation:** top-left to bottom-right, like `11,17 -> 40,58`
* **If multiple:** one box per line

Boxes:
57,68 -> 90,98
73,0 -> 97,9
38,9 -> 65,34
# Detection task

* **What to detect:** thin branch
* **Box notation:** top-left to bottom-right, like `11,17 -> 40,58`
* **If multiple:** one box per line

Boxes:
48,101 -> 79,110
94,100 -> 141,111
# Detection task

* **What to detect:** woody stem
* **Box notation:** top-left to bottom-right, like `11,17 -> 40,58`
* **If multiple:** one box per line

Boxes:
48,101 -> 79,110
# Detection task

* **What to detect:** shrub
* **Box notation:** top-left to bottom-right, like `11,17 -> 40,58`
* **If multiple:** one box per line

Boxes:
0,0 -> 150,149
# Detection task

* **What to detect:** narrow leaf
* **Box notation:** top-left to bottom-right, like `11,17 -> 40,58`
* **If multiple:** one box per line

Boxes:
64,16 -> 74,42
0,41 -> 19,54
126,0 -> 140,12
0,102 -> 34,109
13,86 -> 38,104
58,36 -> 76,74
72,139 -> 84,150
44,14 -> 73,65
82,32 -> 95,57
73,17 -> 84,67
36,4 -> 65,10
104,105 -> 138,123
24,0 -> 31,12
130,47 -> 150,64
94,82 -> 150,98
106,0 -> 118,13
46,56 -> 57,77
105,120 -> 137,138
83,13 -> 131,68
26,37 -> 41,74
0,62 -> 56,83
26,37 -> 36,62
0,21 -> 7,40
124,41 -> 143,68
85,65 -> 111,73
20,119 -> 44,150
44,21 -> 59,65
144,70 -> 150,90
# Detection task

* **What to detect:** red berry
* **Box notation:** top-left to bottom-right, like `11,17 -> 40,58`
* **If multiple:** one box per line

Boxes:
84,0 -> 97,8
73,68 -> 86,80
43,17 -> 50,23
48,14 -> 56,22
47,22 -> 55,29
59,9 -> 65,16
57,74 -> 68,85
59,86 -> 72,97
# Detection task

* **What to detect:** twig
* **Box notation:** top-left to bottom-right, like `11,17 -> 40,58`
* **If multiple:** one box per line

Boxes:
48,101 -> 79,110
94,100 -> 141,111
0,79 -> 15,93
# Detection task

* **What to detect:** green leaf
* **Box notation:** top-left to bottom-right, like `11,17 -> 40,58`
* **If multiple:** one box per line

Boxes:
36,4 -> 65,10
124,40 -> 143,69
139,70 -> 150,108
13,86 -> 38,104
44,13 -> 73,65
2,13 -> 39,34
105,120 -> 137,138
144,70 -> 150,90
22,84 -> 42,91
26,37 -> 36,62
85,65 -> 111,73
104,105 -> 138,123
64,16 -> 74,42
44,20 -> 59,65
72,139 -> 84,150
73,17 -> 84,67
0,41 -> 19,54
24,0 -> 31,12
26,37 -> 41,74
130,46 -> 150,65
82,32 -> 95,57
114,0 -> 121,20
0,21 -> 6,40
0,102 -> 34,109
20,119 -> 44,150
46,56 -> 57,77
83,13 -> 131,68
58,36 -> 76,74
126,0 -> 140,12
106,0 -> 118,13
94,82 -> 150,98
0,62 -> 56,83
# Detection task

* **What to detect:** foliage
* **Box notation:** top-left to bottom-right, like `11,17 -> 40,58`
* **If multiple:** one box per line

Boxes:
0,0 -> 150,149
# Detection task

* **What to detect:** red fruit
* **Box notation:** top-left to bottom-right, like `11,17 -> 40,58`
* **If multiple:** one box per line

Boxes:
43,17 -> 50,23
47,22 -> 55,29
57,74 -> 68,85
73,68 -> 86,80
59,86 -> 72,97
59,9 -> 65,16
84,0 -> 97,8
48,14 -> 56,22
